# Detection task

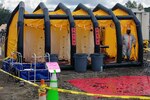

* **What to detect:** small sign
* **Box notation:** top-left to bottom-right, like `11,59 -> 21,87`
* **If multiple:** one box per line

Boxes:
46,62 -> 61,73
72,34 -> 76,45
71,28 -> 76,46
95,28 -> 100,45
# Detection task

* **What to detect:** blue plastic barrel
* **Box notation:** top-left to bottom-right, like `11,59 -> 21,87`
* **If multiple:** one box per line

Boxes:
90,53 -> 104,71
74,53 -> 88,72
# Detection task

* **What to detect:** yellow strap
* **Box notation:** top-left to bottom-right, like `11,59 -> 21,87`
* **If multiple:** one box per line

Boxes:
0,69 -> 150,99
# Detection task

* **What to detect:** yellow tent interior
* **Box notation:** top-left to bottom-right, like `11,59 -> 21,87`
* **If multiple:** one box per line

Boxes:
113,8 -> 138,61
5,2 -> 143,67
72,9 -> 94,57
93,9 -> 117,63
24,9 -> 71,63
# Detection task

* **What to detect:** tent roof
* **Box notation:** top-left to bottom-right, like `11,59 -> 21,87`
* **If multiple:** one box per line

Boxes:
112,3 -> 129,13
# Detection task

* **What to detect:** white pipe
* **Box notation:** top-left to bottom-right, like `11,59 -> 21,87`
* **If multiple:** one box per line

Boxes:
45,52 -> 50,62
32,53 -> 36,83
11,51 -> 22,63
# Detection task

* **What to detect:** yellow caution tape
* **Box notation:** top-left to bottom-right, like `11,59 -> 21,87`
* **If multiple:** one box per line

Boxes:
0,69 -> 39,87
0,56 -> 11,61
3,57 -> 10,60
0,68 -> 150,99
38,86 -> 47,96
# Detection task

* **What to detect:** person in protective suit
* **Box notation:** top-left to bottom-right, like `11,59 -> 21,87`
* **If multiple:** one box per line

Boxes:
122,28 -> 136,61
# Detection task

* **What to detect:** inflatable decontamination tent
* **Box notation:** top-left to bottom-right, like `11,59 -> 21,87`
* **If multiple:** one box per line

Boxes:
5,2 -> 143,67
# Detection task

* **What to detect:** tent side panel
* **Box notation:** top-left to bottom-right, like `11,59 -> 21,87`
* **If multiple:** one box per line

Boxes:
49,9 -> 66,15
50,20 -> 70,61
98,20 -> 117,58
24,25 -> 45,62
73,9 -> 95,55
109,10 -> 122,63
7,12 -> 19,57
55,3 -> 76,65
94,10 -> 109,16
113,9 -> 129,16
5,4 -> 19,57
24,9 -> 45,62
75,20 -> 94,55
128,9 -> 143,63
72,9 -> 89,15
73,8 -> 99,53
34,3 -> 51,54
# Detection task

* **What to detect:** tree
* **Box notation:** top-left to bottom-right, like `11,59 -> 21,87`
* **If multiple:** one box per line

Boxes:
145,7 -> 150,12
132,1 -> 137,8
0,4 -> 11,26
138,3 -> 144,10
125,0 -> 143,10
125,1 -> 133,8
0,29 -> 6,38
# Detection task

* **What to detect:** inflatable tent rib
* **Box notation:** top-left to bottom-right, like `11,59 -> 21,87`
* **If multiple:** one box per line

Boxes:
5,2 -> 143,67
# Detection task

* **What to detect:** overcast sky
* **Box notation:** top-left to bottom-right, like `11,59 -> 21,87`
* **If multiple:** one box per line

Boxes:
0,0 -> 150,12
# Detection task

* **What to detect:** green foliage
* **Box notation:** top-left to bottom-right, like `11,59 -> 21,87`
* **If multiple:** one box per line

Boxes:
0,4 -> 11,26
132,1 -> 137,8
125,1 -> 137,8
0,29 -> 6,37
125,0 -> 144,10
138,3 -> 144,11
145,7 -> 150,12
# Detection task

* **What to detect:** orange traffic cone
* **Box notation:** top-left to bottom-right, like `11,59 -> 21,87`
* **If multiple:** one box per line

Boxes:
38,79 -> 47,100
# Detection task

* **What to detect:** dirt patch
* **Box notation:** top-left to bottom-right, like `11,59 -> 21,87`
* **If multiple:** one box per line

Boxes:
0,65 -> 149,100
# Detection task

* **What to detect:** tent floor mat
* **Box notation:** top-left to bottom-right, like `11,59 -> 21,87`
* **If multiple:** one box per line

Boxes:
68,76 -> 150,96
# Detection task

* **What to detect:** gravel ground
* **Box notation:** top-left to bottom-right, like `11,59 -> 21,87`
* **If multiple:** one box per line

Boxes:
0,64 -> 149,100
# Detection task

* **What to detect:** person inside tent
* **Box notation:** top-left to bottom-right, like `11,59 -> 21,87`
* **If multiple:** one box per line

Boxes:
122,28 -> 136,61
